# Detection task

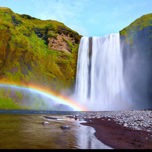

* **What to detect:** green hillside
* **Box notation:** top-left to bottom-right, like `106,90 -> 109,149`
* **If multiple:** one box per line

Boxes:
0,7 -> 82,110
0,7 -> 82,91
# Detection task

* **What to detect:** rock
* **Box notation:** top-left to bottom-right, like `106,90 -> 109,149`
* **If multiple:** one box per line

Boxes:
124,123 -> 128,127
42,121 -> 50,125
147,130 -> 151,132
75,115 -> 79,118
61,125 -> 70,129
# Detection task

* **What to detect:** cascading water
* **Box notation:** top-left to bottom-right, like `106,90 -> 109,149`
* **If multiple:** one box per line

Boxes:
74,33 -> 133,111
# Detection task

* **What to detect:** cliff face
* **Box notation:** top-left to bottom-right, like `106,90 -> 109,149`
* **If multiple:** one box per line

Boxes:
120,14 -> 152,109
0,7 -> 82,93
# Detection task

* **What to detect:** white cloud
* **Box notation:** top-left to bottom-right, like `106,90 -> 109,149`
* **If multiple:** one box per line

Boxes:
32,0 -> 91,35
34,0 -> 89,22
68,24 -> 89,36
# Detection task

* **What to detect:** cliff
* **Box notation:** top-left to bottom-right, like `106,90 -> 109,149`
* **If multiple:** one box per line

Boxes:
120,13 -> 152,109
0,7 -> 82,91
0,7 -> 82,110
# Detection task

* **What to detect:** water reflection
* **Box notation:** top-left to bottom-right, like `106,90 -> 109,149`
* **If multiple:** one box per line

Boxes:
0,113 -> 112,149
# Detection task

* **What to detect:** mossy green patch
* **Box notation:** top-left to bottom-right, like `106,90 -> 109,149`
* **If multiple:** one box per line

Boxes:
0,94 -> 28,110
0,7 -> 82,109
120,13 -> 152,44
0,96 -> 21,109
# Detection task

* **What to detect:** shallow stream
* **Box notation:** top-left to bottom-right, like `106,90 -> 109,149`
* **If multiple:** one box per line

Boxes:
0,110 -> 111,149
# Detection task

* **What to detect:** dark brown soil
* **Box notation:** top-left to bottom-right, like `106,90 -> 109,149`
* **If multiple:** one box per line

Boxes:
81,117 -> 152,149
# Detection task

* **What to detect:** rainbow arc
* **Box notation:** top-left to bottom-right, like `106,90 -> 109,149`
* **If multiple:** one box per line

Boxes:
0,81 -> 88,111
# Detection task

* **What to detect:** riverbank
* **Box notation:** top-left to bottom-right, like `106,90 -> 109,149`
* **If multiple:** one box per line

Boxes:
1,110 -> 152,149
75,110 -> 152,149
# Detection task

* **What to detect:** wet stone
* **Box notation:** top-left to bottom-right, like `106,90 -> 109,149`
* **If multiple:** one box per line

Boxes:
61,125 -> 70,129
147,130 -> 151,132
42,121 -> 50,125
123,123 -> 128,127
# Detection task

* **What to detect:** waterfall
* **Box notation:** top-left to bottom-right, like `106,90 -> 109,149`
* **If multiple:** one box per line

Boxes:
74,33 -> 133,111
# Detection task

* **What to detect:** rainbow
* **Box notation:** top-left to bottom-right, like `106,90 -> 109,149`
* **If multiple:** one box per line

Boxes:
0,81 -> 88,111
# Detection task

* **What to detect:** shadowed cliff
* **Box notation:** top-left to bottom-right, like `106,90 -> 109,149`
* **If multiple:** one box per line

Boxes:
120,13 -> 152,109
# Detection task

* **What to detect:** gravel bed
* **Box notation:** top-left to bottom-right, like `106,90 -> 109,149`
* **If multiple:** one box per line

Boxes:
70,110 -> 152,133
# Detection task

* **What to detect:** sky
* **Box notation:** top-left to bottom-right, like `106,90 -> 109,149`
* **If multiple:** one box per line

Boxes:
0,0 -> 152,37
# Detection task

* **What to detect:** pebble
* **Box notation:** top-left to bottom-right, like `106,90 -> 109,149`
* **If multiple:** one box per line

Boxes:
147,130 -> 151,132
61,125 -> 70,129
42,121 -> 50,125
124,123 -> 128,127
73,110 -> 152,133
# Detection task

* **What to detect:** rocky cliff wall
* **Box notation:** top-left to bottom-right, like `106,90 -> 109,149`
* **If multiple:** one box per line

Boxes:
0,7 -> 82,93
120,14 -> 152,109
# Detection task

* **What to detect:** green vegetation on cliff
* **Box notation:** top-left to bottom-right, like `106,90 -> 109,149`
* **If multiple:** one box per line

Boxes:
120,13 -> 152,44
120,13 -> 152,109
0,87 -> 28,109
0,7 -> 82,94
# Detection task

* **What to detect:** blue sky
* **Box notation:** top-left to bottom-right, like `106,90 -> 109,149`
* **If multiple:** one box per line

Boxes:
0,0 -> 152,37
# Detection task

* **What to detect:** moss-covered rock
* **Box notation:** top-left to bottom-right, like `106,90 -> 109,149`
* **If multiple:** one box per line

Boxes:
120,13 -> 152,109
0,7 -> 82,95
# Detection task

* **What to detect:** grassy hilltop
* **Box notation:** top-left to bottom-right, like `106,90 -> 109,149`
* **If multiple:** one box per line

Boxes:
0,7 -> 82,110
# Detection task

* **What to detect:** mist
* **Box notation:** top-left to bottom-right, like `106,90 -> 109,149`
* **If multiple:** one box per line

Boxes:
72,33 -> 152,111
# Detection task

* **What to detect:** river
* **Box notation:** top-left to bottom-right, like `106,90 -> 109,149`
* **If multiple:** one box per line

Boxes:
0,110 -> 111,149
